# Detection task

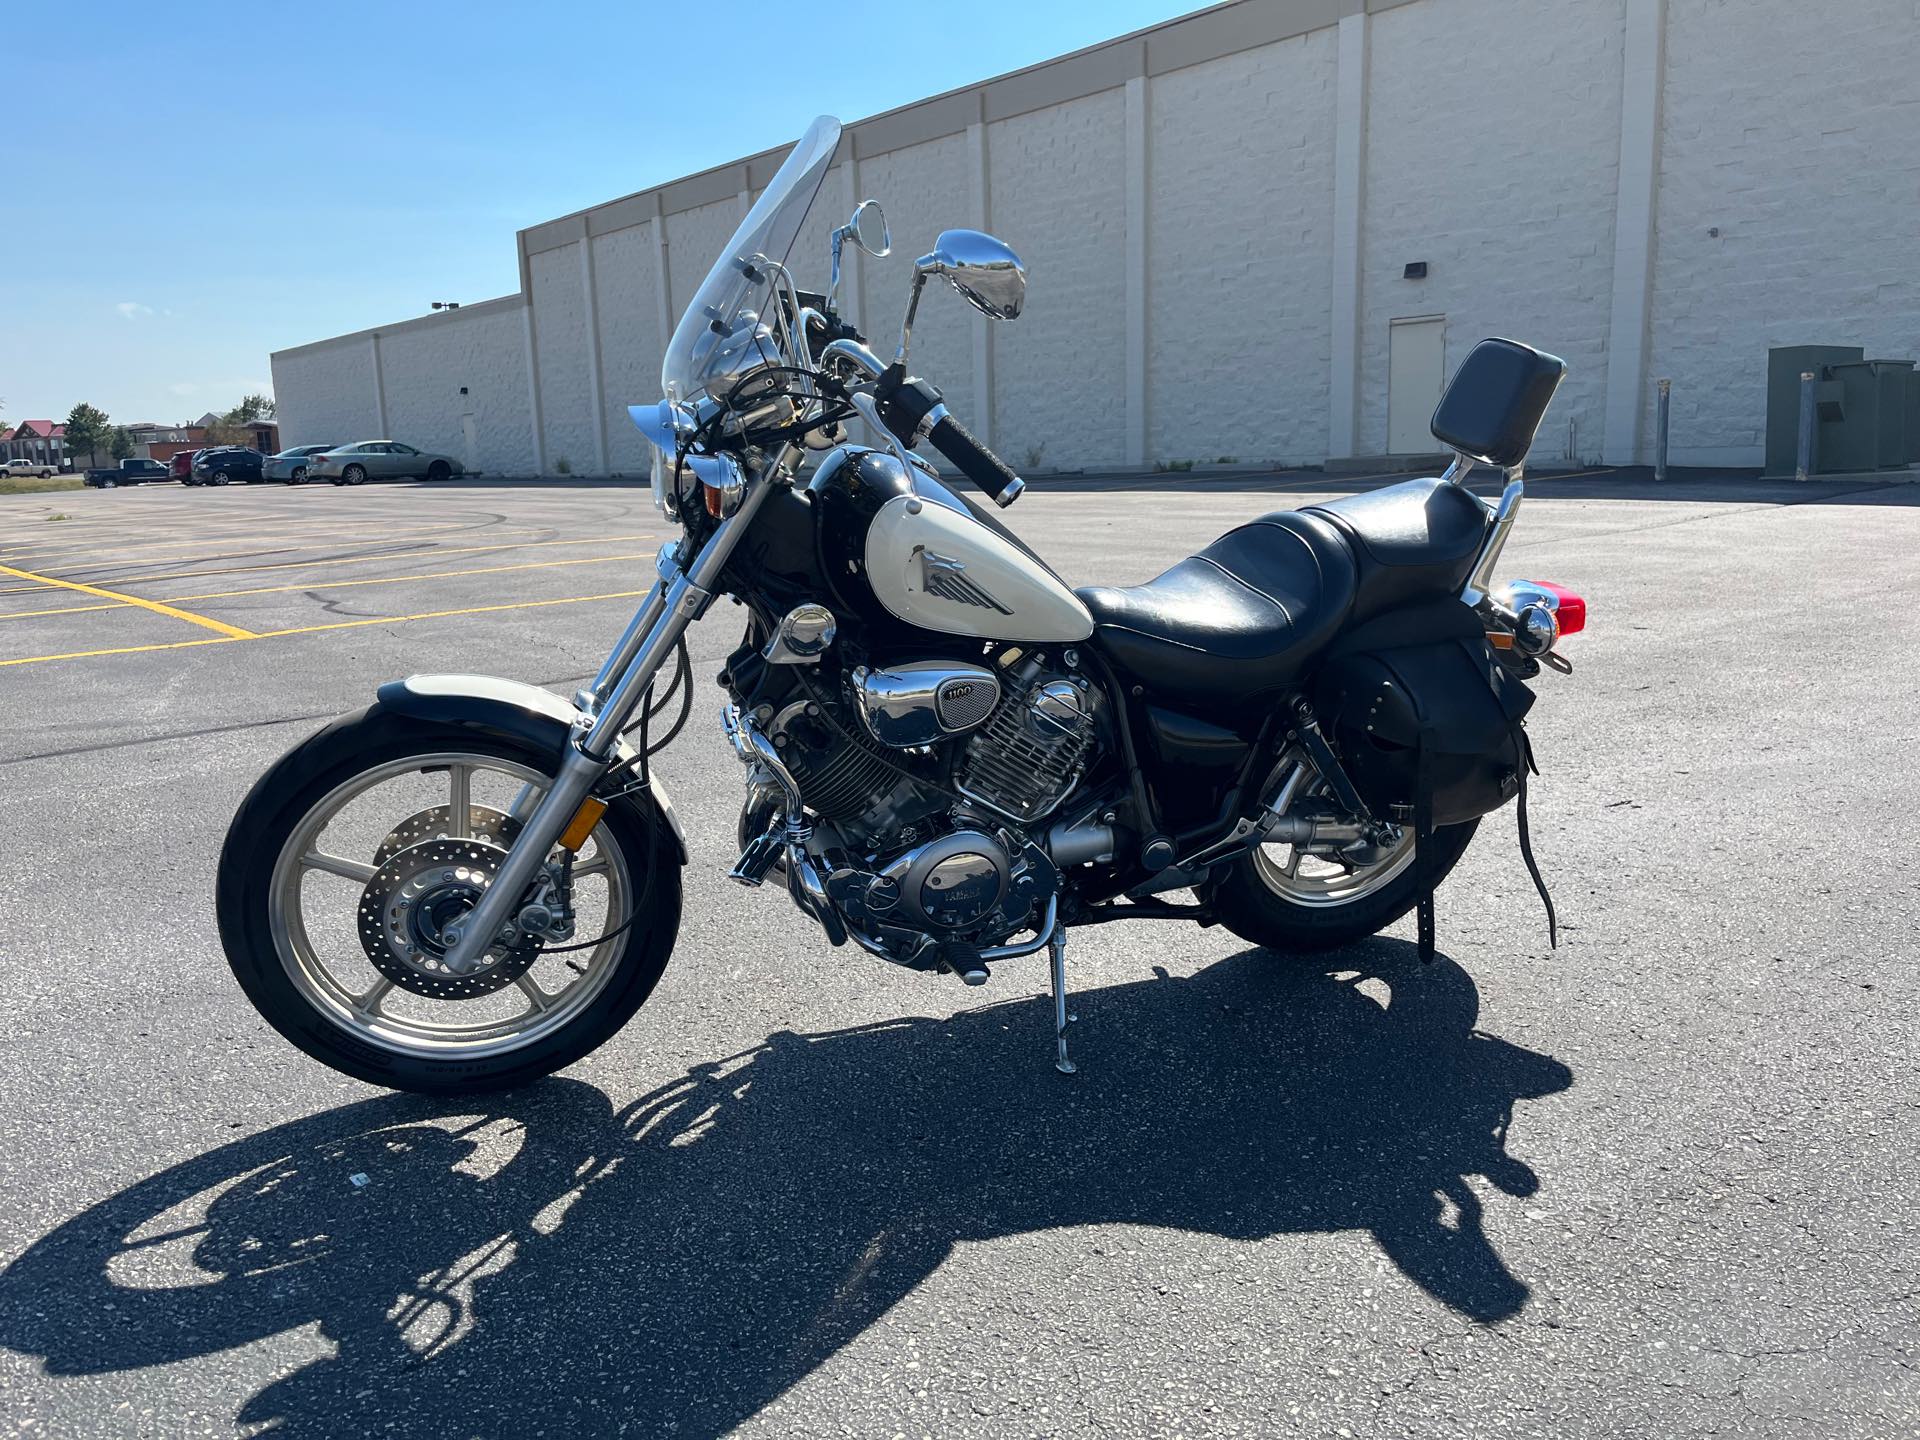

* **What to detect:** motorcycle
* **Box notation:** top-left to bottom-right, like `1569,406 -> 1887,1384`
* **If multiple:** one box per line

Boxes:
217,115 -> 1586,1095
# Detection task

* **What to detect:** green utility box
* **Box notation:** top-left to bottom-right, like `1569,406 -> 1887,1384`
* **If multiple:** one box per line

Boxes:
1823,359 -> 1915,473
1764,346 -> 1860,476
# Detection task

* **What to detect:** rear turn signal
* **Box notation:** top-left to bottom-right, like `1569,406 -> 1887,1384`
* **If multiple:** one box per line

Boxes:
1523,580 -> 1587,637
1497,579 -> 1588,639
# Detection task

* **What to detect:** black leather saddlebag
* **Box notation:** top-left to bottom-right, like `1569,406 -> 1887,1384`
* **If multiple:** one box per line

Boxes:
1315,602 -> 1534,827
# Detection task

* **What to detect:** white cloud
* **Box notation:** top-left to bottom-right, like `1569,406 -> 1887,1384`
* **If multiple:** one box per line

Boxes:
167,382 -> 199,396
116,301 -> 155,320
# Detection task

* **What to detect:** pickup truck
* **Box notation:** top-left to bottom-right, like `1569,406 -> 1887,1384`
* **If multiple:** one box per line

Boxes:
3,459 -> 59,480
84,458 -> 172,488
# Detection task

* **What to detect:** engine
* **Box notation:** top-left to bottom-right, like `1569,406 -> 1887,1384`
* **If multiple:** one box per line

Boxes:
731,648 -> 1100,959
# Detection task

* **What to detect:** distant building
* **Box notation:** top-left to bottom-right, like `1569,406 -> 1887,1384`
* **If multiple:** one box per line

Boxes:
1,422 -> 70,468
272,0 -> 1920,475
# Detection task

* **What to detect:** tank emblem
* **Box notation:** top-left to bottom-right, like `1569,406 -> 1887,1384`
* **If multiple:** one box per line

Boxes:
916,547 -> 1011,615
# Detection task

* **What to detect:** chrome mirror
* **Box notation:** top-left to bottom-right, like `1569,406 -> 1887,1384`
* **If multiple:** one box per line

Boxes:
828,199 -> 891,311
916,229 -> 1025,320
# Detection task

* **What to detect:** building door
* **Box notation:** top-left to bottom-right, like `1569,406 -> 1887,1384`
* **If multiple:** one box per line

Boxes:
1387,316 -> 1446,454
462,413 -> 477,474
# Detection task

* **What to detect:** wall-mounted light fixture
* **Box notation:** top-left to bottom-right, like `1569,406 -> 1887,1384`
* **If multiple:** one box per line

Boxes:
1402,261 -> 1428,280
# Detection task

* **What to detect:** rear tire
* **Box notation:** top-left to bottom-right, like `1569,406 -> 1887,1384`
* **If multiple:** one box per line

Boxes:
217,709 -> 682,1094
290,467 -> 307,484
1212,819 -> 1478,954
343,463 -> 367,485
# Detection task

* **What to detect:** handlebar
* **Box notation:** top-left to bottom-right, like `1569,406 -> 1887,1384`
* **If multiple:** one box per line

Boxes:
924,410 -> 1025,508
872,373 -> 1025,508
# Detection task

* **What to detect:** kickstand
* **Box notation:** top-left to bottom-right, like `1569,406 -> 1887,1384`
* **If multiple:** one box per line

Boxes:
1048,924 -> 1077,1075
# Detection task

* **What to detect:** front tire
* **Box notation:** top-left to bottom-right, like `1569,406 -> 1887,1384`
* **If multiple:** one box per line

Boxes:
427,460 -> 451,482
216,708 -> 682,1094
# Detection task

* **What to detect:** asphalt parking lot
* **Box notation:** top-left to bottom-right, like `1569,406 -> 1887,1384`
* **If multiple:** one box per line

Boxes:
1,469 -> 1916,1438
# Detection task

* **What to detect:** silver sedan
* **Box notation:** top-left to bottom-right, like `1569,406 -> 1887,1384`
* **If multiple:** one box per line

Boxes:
309,441 -> 466,485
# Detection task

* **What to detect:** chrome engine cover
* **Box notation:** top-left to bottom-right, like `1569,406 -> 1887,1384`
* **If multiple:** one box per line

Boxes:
874,829 -> 1011,931
848,661 -> 1002,747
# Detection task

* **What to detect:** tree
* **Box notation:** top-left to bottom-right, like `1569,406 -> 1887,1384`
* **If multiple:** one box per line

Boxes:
64,402 -> 112,468
203,393 -> 278,448
110,426 -> 135,461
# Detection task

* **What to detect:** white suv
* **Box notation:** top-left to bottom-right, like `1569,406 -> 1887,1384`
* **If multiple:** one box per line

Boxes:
4,459 -> 59,479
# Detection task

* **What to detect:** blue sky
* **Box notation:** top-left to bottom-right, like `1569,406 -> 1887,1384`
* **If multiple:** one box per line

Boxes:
3,0 -> 1197,429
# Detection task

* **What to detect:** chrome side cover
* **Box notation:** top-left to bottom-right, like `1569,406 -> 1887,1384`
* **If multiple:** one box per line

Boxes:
849,661 -> 1000,747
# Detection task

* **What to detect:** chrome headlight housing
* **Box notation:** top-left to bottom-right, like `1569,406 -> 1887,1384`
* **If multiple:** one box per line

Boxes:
630,399 -> 697,519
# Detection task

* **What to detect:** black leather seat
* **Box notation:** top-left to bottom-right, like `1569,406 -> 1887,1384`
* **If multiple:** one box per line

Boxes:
1303,477 -> 1488,621
1076,511 -> 1357,706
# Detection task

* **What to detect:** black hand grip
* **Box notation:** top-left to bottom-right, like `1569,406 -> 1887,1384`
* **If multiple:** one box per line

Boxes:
928,413 -> 1025,508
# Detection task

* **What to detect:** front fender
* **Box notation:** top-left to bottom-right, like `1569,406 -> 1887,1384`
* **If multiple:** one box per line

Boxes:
373,673 -> 688,865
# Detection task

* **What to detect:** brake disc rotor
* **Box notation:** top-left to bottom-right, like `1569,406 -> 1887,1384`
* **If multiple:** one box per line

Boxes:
372,804 -> 515,867
356,838 -> 541,1000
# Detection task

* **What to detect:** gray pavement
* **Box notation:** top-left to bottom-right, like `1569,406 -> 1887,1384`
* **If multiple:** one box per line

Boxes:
0,471 -> 1915,1438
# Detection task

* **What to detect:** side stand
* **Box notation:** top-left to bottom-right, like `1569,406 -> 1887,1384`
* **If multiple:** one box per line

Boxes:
1048,924 -> 1077,1075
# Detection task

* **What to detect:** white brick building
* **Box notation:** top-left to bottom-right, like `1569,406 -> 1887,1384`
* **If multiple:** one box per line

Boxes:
271,0 -> 1920,476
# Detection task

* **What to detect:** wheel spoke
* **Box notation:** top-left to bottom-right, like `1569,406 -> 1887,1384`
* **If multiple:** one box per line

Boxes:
353,978 -> 393,1015
304,851 -> 377,884
516,975 -> 555,1014
448,764 -> 472,838
1282,848 -> 1303,880
572,856 -> 610,879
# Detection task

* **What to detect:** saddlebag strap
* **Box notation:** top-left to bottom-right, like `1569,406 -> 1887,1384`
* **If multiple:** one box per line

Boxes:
1516,730 -> 1558,950
1414,726 -> 1436,964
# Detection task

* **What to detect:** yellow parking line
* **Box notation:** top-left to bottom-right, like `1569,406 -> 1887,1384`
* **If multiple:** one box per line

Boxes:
257,590 -> 651,638
0,519 -> 562,567
0,551 -> 653,620
0,589 -> 649,668
0,533 -> 656,595
0,563 -> 257,641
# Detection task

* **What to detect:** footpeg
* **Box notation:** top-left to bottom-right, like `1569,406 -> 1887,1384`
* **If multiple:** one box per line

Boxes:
936,940 -> 990,986
728,827 -> 784,887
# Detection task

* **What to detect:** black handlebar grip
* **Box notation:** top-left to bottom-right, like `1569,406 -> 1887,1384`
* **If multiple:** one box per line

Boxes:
928,413 -> 1025,508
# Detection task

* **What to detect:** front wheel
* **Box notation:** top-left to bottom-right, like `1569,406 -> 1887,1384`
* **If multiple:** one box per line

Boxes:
216,709 -> 682,1093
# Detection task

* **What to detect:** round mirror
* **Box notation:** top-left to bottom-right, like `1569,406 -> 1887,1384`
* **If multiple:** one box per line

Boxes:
918,229 -> 1026,321
849,199 -> 891,258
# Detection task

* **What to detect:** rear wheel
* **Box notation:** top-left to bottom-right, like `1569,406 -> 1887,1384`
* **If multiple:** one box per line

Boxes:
343,463 -> 368,485
1210,760 -> 1478,954
290,466 -> 308,484
217,709 -> 681,1093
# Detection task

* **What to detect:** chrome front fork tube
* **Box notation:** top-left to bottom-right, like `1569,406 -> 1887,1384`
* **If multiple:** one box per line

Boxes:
440,470 -> 780,973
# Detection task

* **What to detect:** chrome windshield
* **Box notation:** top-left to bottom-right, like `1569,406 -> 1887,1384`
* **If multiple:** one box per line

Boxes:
659,115 -> 842,410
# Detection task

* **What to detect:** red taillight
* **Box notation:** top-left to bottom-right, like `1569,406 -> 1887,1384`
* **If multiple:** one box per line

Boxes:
1525,580 -> 1586,637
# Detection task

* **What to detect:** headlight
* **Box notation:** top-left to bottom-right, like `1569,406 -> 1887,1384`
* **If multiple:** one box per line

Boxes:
650,446 -> 679,519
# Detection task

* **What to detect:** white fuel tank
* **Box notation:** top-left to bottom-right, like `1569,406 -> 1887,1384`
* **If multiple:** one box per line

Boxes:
865,493 -> 1094,643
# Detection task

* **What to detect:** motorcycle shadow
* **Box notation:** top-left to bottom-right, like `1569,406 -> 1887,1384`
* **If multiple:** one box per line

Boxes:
0,940 -> 1570,1438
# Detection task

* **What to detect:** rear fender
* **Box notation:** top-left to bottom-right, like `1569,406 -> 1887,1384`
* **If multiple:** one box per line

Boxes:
373,674 -> 688,865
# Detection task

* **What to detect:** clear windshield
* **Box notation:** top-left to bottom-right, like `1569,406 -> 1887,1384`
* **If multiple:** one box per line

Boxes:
659,115 -> 842,409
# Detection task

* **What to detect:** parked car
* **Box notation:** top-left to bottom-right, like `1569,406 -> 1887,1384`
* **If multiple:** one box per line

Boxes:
190,447 -> 266,485
308,441 -> 465,486
169,450 -> 204,482
261,444 -> 336,485
3,459 -> 59,480
84,458 -> 172,488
